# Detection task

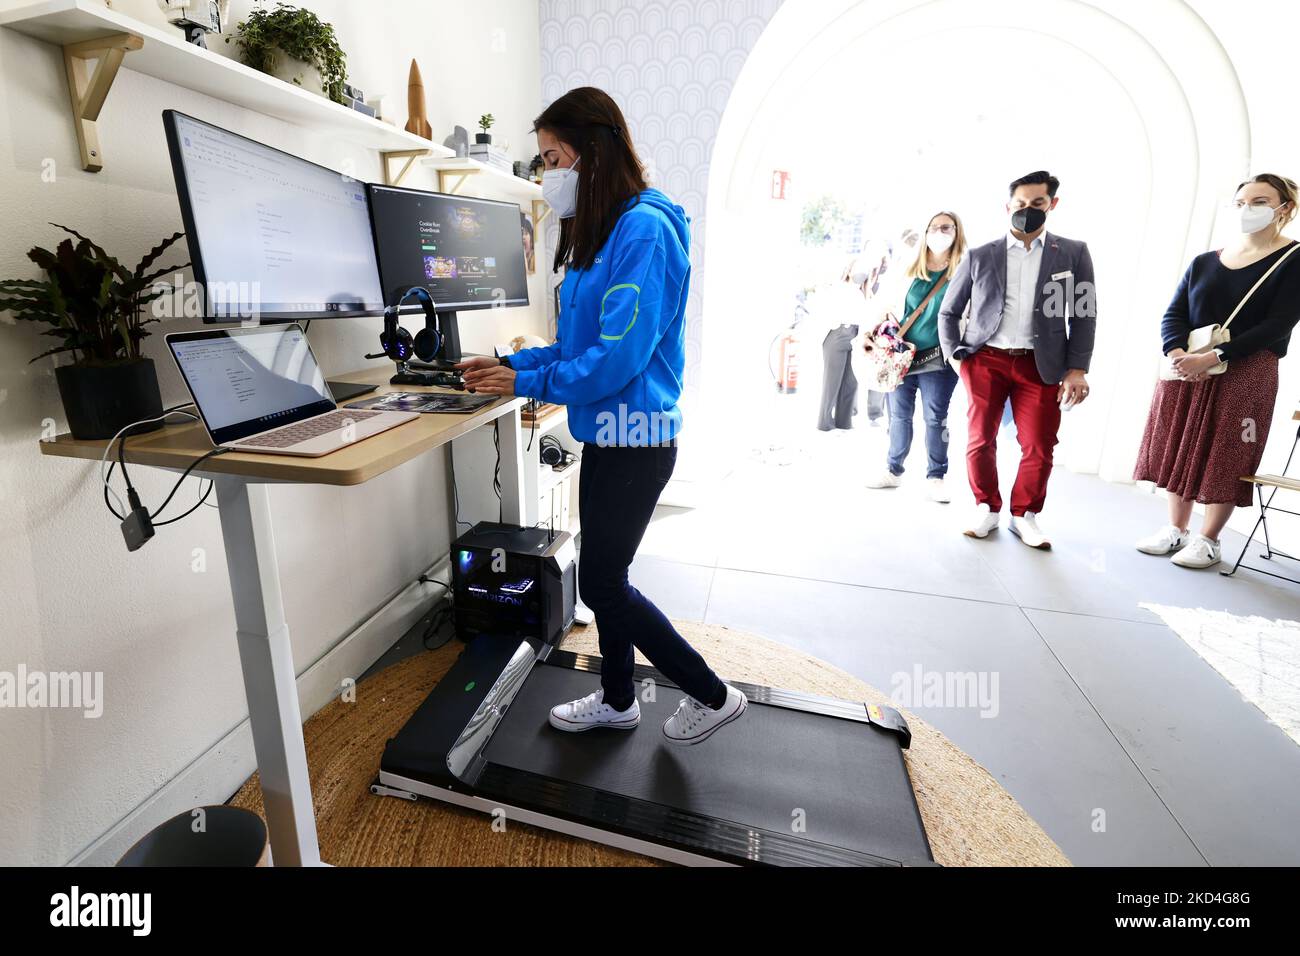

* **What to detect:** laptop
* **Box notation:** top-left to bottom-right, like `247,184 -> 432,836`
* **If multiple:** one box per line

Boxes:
166,324 -> 418,457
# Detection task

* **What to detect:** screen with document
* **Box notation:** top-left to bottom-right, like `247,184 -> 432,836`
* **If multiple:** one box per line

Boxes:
164,110 -> 385,321
168,325 -> 335,445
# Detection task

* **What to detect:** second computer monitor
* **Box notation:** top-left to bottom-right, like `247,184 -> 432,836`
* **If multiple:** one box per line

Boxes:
367,184 -> 529,313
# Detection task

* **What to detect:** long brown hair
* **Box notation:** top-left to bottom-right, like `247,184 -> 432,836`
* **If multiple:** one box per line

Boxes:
533,87 -> 649,272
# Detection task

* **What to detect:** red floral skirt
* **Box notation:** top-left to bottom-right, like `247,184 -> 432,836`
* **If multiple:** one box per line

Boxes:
1133,350 -> 1278,507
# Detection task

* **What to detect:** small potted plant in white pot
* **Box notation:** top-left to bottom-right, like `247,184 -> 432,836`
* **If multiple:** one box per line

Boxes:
0,225 -> 188,439
226,2 -> 348,104
477,113 -> 495,145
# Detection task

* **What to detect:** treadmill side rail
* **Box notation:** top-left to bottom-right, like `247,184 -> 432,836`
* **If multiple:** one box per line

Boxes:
556,650 -> 914,747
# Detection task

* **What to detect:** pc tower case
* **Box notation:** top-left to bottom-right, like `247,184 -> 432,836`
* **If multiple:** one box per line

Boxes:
451,522 -> 576,645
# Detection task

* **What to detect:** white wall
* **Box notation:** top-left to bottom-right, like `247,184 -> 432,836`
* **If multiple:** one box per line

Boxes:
537,0 -> 785,492
0,0 -> 544,865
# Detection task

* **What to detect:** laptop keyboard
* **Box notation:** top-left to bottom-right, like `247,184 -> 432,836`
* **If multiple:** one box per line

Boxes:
239,409 -> 383,449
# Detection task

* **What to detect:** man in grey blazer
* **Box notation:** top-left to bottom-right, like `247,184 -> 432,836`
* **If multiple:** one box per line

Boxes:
938,170 -> 1096,548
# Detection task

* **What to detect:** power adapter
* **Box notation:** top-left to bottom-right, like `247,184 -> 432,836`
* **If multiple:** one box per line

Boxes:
120,487 -> 155,552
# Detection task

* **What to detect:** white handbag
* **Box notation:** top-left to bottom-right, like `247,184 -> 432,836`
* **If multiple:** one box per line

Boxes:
1161,242 -> 1299,380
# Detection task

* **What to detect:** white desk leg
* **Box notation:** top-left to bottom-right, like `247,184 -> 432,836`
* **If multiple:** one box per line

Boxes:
214,476 -> 322,867
497,404 -> 525,524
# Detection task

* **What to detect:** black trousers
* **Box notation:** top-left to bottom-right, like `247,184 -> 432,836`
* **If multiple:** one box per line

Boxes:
578,443 -> 725,712
818,324 -> 859,430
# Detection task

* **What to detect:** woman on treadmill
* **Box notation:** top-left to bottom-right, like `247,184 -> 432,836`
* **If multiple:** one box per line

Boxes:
457,87 -> 747,745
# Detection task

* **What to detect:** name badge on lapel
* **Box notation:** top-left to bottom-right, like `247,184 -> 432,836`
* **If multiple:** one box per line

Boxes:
1051,270 -> 1073,281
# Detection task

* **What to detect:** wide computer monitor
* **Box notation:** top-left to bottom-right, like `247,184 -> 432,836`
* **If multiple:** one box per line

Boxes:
163,109 -> 386,321
366,184 -> 530,314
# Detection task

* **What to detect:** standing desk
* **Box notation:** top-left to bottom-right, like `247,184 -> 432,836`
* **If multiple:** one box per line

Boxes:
38,365 -> 527,865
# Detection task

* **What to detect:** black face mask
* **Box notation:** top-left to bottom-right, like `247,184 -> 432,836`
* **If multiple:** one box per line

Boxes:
1011,206 -> 1047,234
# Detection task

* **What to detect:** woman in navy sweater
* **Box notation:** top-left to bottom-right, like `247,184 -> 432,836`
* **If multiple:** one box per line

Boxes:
1133,173 -> 1300,569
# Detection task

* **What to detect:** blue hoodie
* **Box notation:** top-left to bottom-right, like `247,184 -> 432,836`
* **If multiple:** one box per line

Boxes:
510,188 -> 689,446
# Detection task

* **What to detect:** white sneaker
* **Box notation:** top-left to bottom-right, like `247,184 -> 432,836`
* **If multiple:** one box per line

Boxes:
1170,534 -> 1221,569
926,477 -> 951,503
963,503 -> 1000,538
866,471 -> 901,489
1136,524 -> 1189,556
1009,511 -> 1052,550
549,688 -> 640,732
663,684 -> 747,746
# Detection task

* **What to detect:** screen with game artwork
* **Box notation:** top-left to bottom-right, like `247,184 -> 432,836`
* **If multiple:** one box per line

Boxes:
367,184 -> 529,312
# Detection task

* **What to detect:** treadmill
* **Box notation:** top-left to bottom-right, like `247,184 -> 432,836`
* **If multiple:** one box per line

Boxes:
374,631 -> 934,866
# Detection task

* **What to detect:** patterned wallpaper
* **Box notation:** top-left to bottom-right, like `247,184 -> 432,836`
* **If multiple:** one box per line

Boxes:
538,0 -> 785,412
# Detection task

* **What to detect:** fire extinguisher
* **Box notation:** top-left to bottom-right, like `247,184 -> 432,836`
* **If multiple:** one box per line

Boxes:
770,330 -> 799,393
769,292 -> 808,394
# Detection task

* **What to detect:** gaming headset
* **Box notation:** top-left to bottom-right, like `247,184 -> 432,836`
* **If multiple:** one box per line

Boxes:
539,435 -> 577,468
368,285 -> 441,364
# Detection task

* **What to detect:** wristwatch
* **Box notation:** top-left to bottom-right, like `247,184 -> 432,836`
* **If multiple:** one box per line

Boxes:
1212,348 -> 1225,362
498,354 -> 512,369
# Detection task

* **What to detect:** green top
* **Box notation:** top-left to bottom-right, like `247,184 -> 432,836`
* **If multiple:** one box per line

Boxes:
900,269 -> 947,350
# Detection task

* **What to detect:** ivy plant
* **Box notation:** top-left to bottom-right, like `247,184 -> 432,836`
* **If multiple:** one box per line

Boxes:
227,3 -> 348,105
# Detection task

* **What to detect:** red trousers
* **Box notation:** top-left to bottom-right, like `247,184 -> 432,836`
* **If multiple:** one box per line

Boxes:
959,348 -> 1062,516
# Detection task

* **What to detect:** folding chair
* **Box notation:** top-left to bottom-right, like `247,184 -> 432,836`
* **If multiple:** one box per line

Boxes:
1223,409 -> 1300,584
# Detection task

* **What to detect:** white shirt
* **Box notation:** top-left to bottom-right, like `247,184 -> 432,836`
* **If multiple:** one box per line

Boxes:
986,230 -> 1046,350
813,282 -> 869,336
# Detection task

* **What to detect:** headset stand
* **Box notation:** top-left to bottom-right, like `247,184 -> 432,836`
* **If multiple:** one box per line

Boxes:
391,361 -> 466,388
390,362 -> 439,386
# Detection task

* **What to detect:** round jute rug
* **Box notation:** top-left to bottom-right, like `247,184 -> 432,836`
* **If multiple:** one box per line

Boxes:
230,621 -> 1069,866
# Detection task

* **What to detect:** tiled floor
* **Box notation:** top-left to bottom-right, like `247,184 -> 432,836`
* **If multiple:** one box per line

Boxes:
373,416 -> 1300,866
628,423 -> 1300,866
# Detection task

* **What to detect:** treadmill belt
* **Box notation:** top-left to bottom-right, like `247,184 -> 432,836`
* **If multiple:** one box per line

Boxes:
481,660 -> 931,865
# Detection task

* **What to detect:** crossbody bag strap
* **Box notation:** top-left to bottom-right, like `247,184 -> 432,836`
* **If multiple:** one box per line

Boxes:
897,274 -> 949,339
1222,241 -> 1300,332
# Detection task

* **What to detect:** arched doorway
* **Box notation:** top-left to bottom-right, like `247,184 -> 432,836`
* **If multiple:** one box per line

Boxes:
699,0 -> 1249,485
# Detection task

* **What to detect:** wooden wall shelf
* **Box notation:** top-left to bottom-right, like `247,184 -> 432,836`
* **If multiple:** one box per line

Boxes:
0,0 -> 454,173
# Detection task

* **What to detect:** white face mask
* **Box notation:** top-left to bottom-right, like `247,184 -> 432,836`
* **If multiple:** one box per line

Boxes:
1239,202 -> 1281,234
926,231 -> 955,254
542,159 -> 580,219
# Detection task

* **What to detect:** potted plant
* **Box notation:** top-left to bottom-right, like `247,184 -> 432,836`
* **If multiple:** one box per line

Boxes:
226,2 -> 348,105
477,114 -> 495,145
0,225 -> 188,440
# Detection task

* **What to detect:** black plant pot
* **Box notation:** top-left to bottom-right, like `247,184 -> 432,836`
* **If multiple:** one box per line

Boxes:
475,133 -> 492,145
55,359 -> 164,440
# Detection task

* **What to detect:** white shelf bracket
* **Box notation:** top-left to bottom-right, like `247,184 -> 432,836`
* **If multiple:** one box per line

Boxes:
380,148 -> 431,187
62,31 -> 143,172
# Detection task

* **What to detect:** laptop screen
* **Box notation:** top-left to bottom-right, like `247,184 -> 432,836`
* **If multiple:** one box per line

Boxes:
167,325 -> 336,446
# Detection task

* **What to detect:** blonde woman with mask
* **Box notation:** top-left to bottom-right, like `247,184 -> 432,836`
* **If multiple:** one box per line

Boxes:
866,211 -> 968,501
1134,173 -> 1300,569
